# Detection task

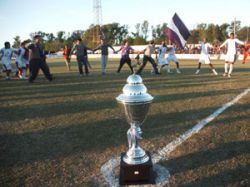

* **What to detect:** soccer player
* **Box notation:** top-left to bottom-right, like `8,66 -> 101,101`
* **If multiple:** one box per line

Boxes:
116,40 -> 134,73
220,32 -> 244,78
70,38 -> 92,76
0,42 -> 14,80
242,41 -> 249,64
157,41 -> 170,73
93,39 -> 115,75
16,41 -> 29,79
136,40 -> 159,75
166,41 -> 181,74
63,45 -> 71,71
28,35 -> 53,83
195,38 -> 218,75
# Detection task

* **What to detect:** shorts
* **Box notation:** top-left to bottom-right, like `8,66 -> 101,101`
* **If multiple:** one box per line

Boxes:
16,60 -> 26,69
2,62 -> 12,71
225,54 -> 237,63
199,54 -> 211,64
167,55 -> 178,63
158,57 -> 169,65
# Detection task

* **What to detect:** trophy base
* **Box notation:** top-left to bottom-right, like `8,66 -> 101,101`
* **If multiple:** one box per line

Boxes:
119,152 -> 155,185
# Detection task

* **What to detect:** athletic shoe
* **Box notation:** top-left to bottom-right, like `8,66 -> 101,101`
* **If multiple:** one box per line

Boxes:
5,76 -> 10,80
195,70 -> 200,74
223,72 -> 227,77
228,74 -> 231,78
79,74 -> 84,77
212,70 -> 218,75
176,69 -> 181,74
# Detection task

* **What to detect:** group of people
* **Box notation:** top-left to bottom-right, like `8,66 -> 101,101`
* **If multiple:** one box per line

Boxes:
0,35 -> 53,82
64,38 -> 182,77
0,32 -> 249,82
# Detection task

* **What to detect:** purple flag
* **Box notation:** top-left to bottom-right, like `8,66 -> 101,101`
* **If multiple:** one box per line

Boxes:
164,13 -> 191,49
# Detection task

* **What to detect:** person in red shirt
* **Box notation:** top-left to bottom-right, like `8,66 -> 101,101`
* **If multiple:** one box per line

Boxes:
242,41 -> 249,64
63,45 -> 71,70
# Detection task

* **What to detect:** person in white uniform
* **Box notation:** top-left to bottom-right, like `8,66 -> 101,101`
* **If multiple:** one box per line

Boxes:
195,38 -> 218,75
220,32 -> 244,77
0,42 -> 14,80
157,41 -> 171,73
166,41 -> 181,74
16,41 -> 29,79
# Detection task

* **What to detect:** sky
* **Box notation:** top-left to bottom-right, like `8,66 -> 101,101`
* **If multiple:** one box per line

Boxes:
0,0 -> 250,46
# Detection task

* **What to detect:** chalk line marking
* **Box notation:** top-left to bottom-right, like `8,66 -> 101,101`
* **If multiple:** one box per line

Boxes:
101,87 -> 250,186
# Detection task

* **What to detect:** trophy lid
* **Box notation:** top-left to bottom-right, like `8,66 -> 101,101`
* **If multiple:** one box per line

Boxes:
116,74 -> 154,103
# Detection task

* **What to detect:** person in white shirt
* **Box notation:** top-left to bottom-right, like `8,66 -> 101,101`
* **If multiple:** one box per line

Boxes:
220,32 -> 244,77
136,40 -> 160,75
195,38 -> 218,75
0,42 -> 14,80
16,41 -> 29,79
166,41 -> 181,74
157,41 -> 171,73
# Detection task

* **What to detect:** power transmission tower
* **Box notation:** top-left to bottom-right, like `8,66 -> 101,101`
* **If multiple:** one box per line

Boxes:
93,0 -> 102,46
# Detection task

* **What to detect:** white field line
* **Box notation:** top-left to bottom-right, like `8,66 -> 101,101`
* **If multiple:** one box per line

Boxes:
153,87 -> 250,163
101,87 -> 250,186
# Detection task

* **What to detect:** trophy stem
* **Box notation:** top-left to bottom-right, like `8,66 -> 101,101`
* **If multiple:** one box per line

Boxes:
124,122 -> 149,165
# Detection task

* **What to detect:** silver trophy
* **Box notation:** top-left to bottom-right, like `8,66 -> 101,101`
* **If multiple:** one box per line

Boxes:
116,74 -> 154,165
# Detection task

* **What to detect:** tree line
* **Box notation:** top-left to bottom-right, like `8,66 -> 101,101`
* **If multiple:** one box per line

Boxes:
12,20 -> 249,52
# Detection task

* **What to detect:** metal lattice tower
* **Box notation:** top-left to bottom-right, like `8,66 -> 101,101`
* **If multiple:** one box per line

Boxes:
93,0 -> 102,45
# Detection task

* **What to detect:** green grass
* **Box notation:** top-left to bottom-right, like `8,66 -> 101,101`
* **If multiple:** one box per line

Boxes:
0,58 -> 250,186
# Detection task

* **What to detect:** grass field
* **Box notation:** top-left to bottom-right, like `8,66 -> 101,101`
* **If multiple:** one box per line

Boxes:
0,57 -> 250,187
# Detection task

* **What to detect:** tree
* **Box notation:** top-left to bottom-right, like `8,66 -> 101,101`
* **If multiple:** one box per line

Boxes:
45,33 -> 55,42
237,26 -> 249,41
214,25 -> 224,42
56,31 -> 65,43
132,23 -> 141,37
228,20 -> 241,35
30,31 -> 47,40
187,29 -> 200,44
219,23 -> 230,41
133,36 -> 146,45
206,24 -> 216,42
197,23 -> 207,39
141,20 -> 149,40
151,23 -> 168,43
12,36 -> 21,48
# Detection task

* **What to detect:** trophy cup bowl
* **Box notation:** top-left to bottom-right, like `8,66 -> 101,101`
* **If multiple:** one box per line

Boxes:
116,74 -> 153,165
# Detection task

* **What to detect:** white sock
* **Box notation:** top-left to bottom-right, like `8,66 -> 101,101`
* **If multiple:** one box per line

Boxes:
229,64 -> 233,75
22,69 -> 26,77
224,63 -> 229,73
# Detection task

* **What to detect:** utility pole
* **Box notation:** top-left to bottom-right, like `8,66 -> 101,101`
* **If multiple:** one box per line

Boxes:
93,0 -> 102,46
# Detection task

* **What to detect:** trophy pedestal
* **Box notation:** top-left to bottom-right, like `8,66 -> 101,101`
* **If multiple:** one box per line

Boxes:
119,152 -> 155,185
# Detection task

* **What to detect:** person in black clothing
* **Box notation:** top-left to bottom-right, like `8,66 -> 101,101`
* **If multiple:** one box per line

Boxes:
28,35 -> 53,83
71,38 -> 92,76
